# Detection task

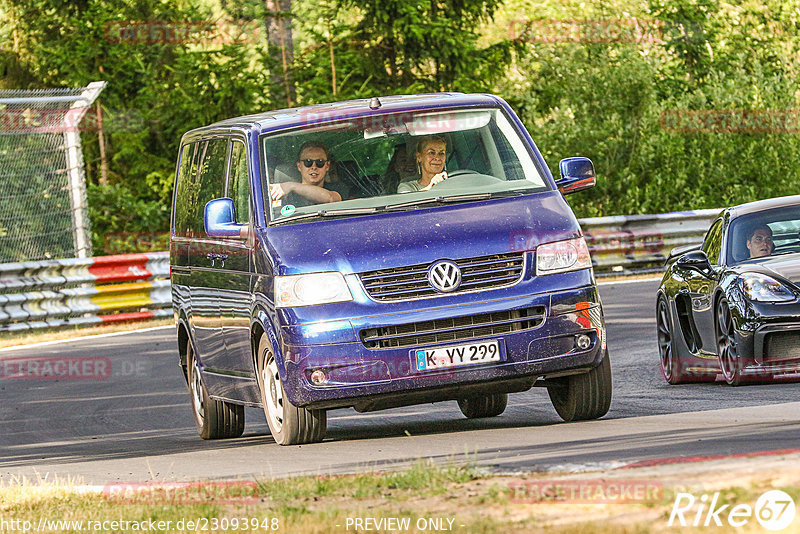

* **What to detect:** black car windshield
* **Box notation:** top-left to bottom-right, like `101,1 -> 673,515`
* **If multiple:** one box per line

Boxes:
260,107 -> 549,223
727,205 -> 800,264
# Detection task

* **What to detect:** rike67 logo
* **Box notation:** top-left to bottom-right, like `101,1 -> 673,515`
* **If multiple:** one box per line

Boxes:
669,490 -> 796,530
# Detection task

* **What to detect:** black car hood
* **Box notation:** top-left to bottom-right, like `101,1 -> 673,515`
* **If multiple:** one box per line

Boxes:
736,253 -> 800,285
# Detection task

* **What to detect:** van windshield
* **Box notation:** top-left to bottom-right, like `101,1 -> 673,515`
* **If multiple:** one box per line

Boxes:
261,107 -> 550,223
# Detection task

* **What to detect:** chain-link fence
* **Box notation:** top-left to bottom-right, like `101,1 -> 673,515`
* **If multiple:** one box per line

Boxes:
0,82 -> 105,262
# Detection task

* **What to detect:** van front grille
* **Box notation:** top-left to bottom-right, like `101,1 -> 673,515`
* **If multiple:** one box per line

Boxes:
360,306 -> 546,349
358,253 -> 525,302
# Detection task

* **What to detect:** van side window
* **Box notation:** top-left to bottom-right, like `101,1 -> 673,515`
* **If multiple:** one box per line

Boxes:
228,141 -> 249,223
191,138 -> 229,236
174,142 -> 199,237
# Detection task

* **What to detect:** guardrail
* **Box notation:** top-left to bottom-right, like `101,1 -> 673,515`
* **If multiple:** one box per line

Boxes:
0,253 -> 171,333
580,208 -> 720,275
0,209 -> 720,332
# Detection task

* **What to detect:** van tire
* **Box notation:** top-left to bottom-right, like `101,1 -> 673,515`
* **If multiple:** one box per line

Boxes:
256,335 -> 326,445
187,341 -> 245,440
547,350 -> 612,422
457,393 -> 508,418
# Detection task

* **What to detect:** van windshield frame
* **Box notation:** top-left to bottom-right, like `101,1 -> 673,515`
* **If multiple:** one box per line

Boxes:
259,107 -> 551,224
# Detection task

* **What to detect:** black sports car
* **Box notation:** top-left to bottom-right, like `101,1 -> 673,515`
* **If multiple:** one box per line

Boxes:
657,195 -> 800,385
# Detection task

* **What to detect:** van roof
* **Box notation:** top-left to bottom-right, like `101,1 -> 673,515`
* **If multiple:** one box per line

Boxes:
183,93 -> 504,137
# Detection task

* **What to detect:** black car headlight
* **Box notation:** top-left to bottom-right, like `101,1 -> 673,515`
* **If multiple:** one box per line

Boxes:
738,273 -> 796,302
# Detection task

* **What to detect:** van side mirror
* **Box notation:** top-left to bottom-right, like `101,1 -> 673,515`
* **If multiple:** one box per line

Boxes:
204,198 -> 244,238
556,157 -> 596,195
676,250 -> 712,272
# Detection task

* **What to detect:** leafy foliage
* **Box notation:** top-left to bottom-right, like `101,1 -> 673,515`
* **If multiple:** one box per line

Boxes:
292,0 -> 513,101
2,0 -> 800,253
502,0 -> 800,217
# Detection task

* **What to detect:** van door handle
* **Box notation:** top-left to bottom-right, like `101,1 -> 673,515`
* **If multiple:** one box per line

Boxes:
206,253 -> 227,266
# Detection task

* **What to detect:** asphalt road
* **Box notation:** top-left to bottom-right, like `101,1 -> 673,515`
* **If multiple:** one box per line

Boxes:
2,278 -> 800,484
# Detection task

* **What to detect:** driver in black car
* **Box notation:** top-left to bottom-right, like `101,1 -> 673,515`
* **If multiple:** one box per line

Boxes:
746,224 -> 774,259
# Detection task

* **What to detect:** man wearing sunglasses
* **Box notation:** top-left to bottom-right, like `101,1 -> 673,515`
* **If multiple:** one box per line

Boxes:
270,141 -> 342,207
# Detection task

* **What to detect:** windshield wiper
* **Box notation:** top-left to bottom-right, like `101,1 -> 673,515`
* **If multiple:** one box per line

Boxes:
272,206 -> 381,224
382,197 -> 442,211
317,207 -> 381,216
485,189 -> 528,198
273,190 -> 530,223
385,191 -> 526,211
384,193 -> 492,211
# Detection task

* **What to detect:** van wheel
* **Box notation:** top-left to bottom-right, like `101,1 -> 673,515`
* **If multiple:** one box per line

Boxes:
547,350 -> 612,422
187,341 -> 244,440
457,393 -> 508,418
256,335 -> 326,445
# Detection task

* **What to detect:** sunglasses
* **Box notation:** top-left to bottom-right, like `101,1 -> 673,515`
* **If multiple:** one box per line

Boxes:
301,158 -> 327,168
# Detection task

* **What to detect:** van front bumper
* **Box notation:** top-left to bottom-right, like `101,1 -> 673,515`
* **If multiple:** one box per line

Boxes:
278,285 -> 606,409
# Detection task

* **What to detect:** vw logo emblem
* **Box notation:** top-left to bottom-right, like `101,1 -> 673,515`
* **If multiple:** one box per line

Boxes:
428,260 -> 462,293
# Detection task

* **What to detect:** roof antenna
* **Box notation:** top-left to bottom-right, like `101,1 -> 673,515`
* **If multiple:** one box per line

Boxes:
369,97 -> 382,110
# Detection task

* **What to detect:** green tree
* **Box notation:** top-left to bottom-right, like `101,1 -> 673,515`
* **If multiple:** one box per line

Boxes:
500,0 -> 800,217
293,0 -> 513,102
1,0 -> 272,251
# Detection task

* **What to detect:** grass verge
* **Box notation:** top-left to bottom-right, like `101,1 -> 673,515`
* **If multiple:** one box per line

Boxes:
4,459 -> 799,533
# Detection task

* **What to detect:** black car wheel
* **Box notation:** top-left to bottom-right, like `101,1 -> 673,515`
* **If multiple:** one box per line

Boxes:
657,296 -> 687,384
716,298 -> 746,386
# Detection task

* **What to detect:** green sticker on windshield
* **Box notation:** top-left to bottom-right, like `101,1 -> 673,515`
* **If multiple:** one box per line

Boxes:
280,204 -> 296,216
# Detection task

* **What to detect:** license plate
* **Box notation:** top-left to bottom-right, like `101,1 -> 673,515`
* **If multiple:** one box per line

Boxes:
413,340 -> 501,372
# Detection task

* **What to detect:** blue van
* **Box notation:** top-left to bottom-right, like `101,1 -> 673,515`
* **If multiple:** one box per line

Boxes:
171,93 -> 611,445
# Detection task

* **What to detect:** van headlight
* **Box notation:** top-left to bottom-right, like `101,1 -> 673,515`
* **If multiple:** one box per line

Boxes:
536,236 -> 593,275
738,273 -> 796,302
274,272 -> 353,307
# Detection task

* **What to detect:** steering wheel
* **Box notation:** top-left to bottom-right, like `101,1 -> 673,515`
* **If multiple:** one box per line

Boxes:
429,170 -> 505,190
774,240 -> 800,253
445,169 -> 474,178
